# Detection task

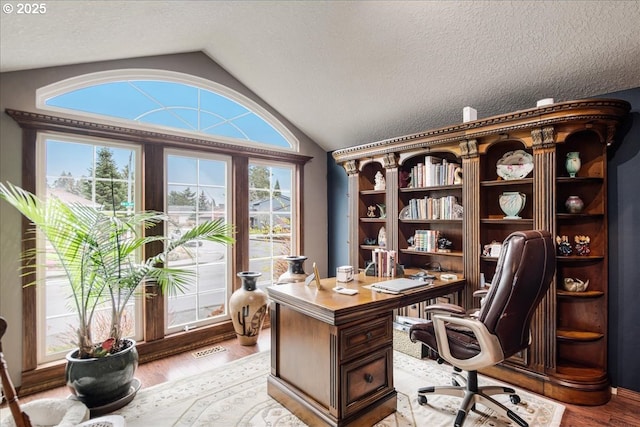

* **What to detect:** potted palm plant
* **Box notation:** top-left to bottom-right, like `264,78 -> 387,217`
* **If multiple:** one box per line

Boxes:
0,181 -> 235,408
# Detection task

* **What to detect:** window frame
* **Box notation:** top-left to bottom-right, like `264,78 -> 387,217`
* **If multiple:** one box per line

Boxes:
163,148 -> 234,334
7,108 -> 311,395
35,131 -> 145,363
248,159 -> 297,287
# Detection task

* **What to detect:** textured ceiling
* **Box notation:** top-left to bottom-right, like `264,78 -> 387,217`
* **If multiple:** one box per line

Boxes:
1,1 -> 639,151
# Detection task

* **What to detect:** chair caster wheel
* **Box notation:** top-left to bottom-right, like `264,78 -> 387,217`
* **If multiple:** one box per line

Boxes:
510,394 -> 521,404
418,395 -> 428,405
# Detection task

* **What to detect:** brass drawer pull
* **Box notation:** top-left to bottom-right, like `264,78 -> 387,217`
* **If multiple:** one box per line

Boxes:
364,373 -> 374,383
366,331 -> 373,340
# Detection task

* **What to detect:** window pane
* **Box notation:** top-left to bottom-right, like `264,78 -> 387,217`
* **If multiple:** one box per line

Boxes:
167,156 -> 197,183
41,137 -> 140,361
166,153 -> 231,332
248,162 -> 295,287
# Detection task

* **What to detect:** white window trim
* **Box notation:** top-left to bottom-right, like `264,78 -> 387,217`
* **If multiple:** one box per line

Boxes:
35,131 -> 144,363
35,69 -> 300,152
163,148 -> 234,335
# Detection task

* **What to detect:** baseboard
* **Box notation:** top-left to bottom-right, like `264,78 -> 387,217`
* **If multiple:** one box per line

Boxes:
617,387 -> 640,403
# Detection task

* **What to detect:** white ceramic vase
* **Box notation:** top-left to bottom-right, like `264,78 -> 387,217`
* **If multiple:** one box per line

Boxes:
499,192 -> 526,219
566,152 -> 581,178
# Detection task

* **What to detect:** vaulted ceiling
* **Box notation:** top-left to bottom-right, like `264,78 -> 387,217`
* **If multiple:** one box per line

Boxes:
1,1 -> 639,151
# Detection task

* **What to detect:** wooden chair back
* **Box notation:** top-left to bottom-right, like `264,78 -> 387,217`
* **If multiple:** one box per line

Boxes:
0,317 -> 32,427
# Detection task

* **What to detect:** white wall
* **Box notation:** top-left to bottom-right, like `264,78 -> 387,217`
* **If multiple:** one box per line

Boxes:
0,52 -> 328,384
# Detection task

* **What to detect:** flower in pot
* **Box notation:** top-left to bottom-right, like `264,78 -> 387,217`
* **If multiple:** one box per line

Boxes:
0,181 -> 235,408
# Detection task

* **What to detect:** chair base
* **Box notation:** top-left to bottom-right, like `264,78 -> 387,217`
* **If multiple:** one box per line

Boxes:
416,370 -> 528,427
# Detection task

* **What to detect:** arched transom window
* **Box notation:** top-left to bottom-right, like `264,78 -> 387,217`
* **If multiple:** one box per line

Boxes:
37,70 -> 297,150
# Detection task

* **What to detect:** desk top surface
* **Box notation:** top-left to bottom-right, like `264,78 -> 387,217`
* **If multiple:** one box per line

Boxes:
267,272 -> 465,325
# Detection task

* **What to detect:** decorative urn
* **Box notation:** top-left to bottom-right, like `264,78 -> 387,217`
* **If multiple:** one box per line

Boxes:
499,192 -> 526,219
229,271 -> 268,346
565,195 -> 584,213
278,255 -> 308,284
566,152 -> 581,177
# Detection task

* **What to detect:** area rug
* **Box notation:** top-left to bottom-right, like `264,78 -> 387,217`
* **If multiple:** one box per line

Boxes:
113,351 -> 564,426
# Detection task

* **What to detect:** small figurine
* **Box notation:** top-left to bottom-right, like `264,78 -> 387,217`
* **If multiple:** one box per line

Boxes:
556,235 -> 573,256
363,236 -> 377,245
574,235 -> 591,256
562,277 -> 590,292
367,205 -> 376,218
374,171 -> 386,191
378,226 -> 387,247
377,203 -> 386,218
438,236 -> 453,253
453,167 -> 463,185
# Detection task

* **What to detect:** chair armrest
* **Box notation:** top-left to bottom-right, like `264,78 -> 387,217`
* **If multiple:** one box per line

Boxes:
424,302 -> 466,317
473,289 -> 489,298
431,314 -> 505,371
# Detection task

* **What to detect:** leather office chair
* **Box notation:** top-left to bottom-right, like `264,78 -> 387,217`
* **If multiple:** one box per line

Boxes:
409,230 -> 555,427
0,317 -> 126,427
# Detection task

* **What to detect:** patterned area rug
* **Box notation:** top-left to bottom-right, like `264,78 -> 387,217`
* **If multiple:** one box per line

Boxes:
113,351 -> 564,426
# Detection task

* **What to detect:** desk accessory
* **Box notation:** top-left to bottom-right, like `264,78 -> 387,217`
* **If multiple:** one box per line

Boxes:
305,262 -> 324,290
336,265 -> 354,282
333,286 -> 358,295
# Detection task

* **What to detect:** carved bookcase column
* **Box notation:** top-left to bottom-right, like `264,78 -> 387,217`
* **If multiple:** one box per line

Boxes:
460,139 -> 480,309
382,153 -> 399,253
531,126 -> 557,374
342,160 -> 361,268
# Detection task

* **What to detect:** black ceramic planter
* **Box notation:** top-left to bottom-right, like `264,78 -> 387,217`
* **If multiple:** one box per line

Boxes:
65,339 -> 139,408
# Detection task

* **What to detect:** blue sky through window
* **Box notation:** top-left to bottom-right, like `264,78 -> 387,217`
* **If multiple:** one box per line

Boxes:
45,80 -> 291,148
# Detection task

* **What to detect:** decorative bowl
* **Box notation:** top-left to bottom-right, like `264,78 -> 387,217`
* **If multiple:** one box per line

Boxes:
496,150 -> 534,180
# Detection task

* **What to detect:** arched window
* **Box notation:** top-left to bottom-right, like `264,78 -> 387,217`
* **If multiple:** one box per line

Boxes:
37,70 -> 298,150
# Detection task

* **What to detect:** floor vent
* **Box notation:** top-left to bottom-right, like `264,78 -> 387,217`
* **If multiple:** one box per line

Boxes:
192,345 -> 227,359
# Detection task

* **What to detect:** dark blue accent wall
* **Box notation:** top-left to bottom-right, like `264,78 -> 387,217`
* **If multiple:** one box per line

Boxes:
327,88 -> 640,392
327,152 -> 349,273
601,87 -> 640,392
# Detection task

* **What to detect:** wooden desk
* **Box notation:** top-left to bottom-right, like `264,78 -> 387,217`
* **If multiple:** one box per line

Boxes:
266,273 -> 465,426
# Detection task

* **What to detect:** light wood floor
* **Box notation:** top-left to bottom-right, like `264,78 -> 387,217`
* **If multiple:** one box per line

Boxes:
10,329 -> 640,426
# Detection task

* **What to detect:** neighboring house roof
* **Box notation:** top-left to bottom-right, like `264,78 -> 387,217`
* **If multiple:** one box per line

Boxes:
47,188 -> 98,207
250,195 -> 290,212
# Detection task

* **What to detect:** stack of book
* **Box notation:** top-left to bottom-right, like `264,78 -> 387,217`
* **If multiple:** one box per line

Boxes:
407,195 -> 460,220
372,248 -> 398,277
409,156 -> 460,188
412,229 -> 439,252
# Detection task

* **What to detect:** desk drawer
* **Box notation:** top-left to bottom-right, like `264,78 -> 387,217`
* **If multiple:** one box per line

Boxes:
341,347 -> 393,416
340,316 -> 393,360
